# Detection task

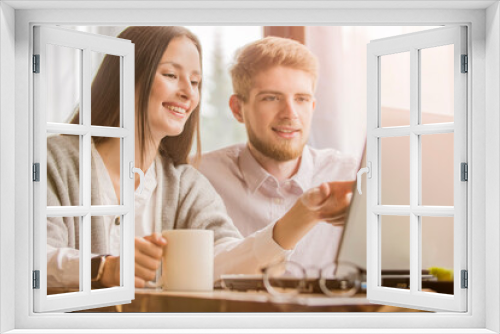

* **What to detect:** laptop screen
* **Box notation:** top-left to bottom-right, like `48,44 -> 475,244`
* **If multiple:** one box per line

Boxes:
335,145 -> 367,271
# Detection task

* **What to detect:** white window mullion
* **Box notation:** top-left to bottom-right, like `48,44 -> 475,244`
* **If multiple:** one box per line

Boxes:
46,123 -> 130,138
376,214 -> 382,287
373,124 -> 454,138
413,123 -> 454,135
81,214 -> 91,294
372,127 -> 411,137
409,47 -> 419,295
366,45 -> 381,296
372,205 -> 410,215
121,44 -> 135,295
371,205 -> 454,216
81,47 -> 92,295
417,215 -> 423,292
119,56 -> 125,286
412,206 -> 454,216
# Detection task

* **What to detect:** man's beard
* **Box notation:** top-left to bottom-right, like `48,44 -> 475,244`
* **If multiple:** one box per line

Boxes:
246,124 -> 306,162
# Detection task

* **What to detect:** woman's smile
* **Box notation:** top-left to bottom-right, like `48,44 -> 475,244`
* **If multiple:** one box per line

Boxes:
163,102 -> 190,118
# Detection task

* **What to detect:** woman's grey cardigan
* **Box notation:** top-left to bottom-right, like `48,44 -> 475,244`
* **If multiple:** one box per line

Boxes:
47,135 -> 284,285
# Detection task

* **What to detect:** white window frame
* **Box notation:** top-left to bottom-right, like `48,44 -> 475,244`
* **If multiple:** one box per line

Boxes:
33,25 -> 136,312
366,26 -> 467,312
0,1 -> 498,333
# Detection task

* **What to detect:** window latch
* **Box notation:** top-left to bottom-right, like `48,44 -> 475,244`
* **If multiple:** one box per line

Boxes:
356,161 -> 372,195
129,162 -> 145,194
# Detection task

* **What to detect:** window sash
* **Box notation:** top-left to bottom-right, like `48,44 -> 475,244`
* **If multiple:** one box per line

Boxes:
366,25 -> 468,312
32,25 -> 135,313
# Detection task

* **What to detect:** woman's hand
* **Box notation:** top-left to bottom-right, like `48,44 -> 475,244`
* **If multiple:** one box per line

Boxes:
97,232 -> 167,288
134,232 -> 167,288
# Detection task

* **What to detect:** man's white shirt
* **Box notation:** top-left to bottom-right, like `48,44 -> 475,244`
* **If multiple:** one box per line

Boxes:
198,144 -> 358,270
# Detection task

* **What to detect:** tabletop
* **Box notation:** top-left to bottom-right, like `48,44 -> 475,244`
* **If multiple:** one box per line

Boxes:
72,288 -> 426,313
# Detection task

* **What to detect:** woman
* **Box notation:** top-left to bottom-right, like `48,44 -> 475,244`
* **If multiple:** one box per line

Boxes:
47,26 -> 338,288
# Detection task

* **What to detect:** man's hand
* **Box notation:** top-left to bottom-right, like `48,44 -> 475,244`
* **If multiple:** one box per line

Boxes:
134,232 -> 167,288
97,232 -> 167,288
272,180 -> 354,250
301,181 -> 355,225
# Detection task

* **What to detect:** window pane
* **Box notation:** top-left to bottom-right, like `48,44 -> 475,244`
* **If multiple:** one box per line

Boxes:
47,134 -> 80,206
47,216 -> 81,294
46,44 -> 81,124
380,52 -> 410,127
421,216 -> 454,295
420,45 -> 454,124
421,133 -> 454,206
381,215 -> 410,290
381,136 -> 410,205
91,215 -> 122,290
91,53 -> 121,127
91,137 -> 122,206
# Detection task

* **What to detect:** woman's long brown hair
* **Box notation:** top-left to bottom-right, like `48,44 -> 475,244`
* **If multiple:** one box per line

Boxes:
71,26 -> 202,167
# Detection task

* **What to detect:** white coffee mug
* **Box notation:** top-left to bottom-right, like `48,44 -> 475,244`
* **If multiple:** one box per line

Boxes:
161,229 -> 214,292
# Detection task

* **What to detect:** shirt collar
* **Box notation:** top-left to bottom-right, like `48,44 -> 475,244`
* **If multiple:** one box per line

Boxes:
238,144 -> 313,194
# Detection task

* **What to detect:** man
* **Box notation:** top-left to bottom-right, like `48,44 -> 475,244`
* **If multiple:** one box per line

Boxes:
198,36 -> 357,269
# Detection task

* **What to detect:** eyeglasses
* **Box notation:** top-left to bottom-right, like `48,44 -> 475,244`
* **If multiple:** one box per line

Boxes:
261,261 -> 361,301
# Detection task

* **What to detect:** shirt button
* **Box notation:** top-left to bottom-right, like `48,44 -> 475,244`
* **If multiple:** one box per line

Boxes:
114,217 -> 120,226
273,198 -> 282,205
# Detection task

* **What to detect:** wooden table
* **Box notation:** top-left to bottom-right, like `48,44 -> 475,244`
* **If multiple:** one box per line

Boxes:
75,288 -> 425,313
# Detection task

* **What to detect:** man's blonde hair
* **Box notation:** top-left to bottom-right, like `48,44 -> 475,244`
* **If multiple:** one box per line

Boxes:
230,36 -> 318,102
